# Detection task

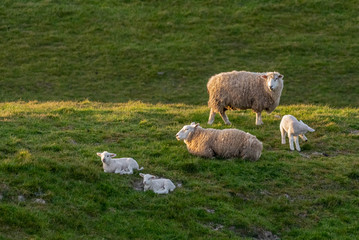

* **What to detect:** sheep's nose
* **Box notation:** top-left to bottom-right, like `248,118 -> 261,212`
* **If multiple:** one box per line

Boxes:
270,86 -> 274,91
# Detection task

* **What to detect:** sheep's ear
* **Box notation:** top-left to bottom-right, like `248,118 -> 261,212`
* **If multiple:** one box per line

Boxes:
139,173 -> 144,177
96,152 -> 102,157
261,75 -> 268,79
110,153 -> 116,157
195,123 -> 200,128
278,74 -> 283,79
190,122 -> 196,125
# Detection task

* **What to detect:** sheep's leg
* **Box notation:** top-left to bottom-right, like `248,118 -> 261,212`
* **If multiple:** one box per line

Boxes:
288,134 -> 294,151
155,188 -> 169,194
208,108 -> 216,125
299,134 -> 307,142
294,136 -> 301,151
255,112 -> 263,125
219,109 -> 231,125
115,168 -> 124,174
280,125 -> 286,144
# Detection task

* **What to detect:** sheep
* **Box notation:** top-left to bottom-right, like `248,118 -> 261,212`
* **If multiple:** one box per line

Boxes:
207,71 -> 284,125
280,115 -> 315,151
96,151 -> 143,174
139,173 -> 176,194
176,122 -> 263,161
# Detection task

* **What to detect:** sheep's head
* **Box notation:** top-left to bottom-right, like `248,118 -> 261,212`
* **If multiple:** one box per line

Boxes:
176,122 -> 199,141
139,173 -> 157,185
299,120 -> 315,133
96,151 -> 116,164
261,72 -> 284,92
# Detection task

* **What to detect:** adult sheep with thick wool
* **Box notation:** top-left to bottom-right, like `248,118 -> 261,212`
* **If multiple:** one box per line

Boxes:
207,71 -> 284,125
176,122 -> 262,161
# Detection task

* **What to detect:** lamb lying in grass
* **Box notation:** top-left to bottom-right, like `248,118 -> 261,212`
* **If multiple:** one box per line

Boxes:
280,115 -> 315,151
97,151 -> 143,174
139,173 -> 176,194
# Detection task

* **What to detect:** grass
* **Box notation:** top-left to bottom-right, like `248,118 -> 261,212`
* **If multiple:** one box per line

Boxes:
0,0 -> 358,239
0,102 -> 358,239
0,0 -> 358,106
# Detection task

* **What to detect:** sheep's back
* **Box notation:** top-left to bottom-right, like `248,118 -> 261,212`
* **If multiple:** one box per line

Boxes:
210,129 -> 261,159
207,71 -> 267,111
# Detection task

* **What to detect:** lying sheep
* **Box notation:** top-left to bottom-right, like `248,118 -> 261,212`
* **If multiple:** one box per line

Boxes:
176,122 -> 262,161
280,115 -> 315,151
139,173 -> 176,194
207,71 -> 284,125
97,151 -> 143,174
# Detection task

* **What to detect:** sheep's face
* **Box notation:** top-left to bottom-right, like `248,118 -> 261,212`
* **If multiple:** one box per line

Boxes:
262,72 -> 283,92
176,122 -> 199,141
299,120 -> 315,133
97,151 -> 116,164
139,173 -> 157,185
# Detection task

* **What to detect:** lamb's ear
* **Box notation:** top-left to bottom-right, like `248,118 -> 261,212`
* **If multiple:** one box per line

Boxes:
110,153 -> 116,157
261,75 -> 268,79
190,122 -> 196,125
278,74 -> 283,79
139,173 -> 144,177
195,123 -> 200,128
96,152 -> 102,157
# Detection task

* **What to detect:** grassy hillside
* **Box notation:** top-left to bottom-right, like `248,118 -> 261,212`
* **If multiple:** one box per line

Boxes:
0,0 -> 358,239
0,0 -> 358,106
0,101 -> 358,239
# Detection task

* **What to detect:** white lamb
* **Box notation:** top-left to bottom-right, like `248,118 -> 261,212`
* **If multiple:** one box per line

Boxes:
139,173 -> 176,194
97,151 -> 143,174
280,115 -> 315,151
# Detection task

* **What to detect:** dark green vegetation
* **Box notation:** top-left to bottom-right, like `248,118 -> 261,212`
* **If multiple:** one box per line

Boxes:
0,0 -> 358,239
1,0 -> 358,106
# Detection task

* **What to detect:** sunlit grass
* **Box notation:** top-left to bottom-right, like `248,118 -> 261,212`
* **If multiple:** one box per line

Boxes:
0,101 -> 358,239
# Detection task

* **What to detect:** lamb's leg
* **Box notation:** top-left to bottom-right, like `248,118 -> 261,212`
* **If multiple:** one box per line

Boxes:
294,136 -> 301,151
219,109 -> 231,125
154,188 -> 169,194
255,112 -> 263,125
208,108 -> 216,125
115,168 -> 126,174
288,134 -> 294,151
299,134 -> 307,142
280,125 -> 286,144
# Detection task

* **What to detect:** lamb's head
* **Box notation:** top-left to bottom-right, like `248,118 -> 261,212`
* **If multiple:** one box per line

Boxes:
139,173 -> 157,185
176,122 -> 200,141
96,151 -> 116,164
299,120 -> 315,133
261,72 -> 284,92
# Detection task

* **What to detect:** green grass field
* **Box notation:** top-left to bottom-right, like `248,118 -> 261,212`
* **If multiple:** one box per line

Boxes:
0,1 -> 358,239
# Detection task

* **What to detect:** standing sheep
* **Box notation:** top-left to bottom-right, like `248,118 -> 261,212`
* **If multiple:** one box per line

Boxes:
176,122 -> 262,161
97,151 -> 143,174
207,71 -> 284,125
280,115 -> 315,151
